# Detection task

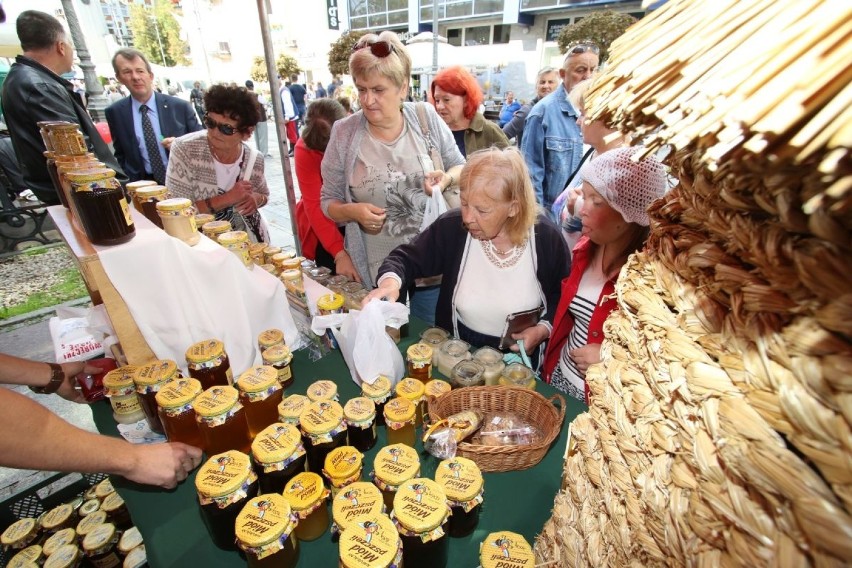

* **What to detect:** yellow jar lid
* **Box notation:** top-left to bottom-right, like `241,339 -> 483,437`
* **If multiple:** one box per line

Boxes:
251,423 -> 302,464
133,184 -> 167,197
218,230 -> 249,245
155,197 -> 192,212
372,444 -> 420,487
307,379 -> 338,402
43,544 -> 79,568
82,522 -> 116,552
406,343 -> 433,364
123,545 -> 147,568
101,491 -> 125,514
202,220 -> 231,234
236,366 -> 279,393
155,378 -> 202,409
270,252 -> 290,266
392,478 -> 449,534
195,450 -> 253,498
395,378 -> 425,402
65,168 -> 116,183
103,366 -> 138,391
194,213 -> 215,226
235,494 -> 295,554
78,499 -> 100,517
262,343 -> 293,364
76,511 -> 106,537
41,503 -> 74,531
281,268 -> 301,281
299,400 -> 344,436
343,397 -> 376,425
43,528 -> 76,556
436,457 -> 483,503
194,385 -> 239,418
424,379 -> 452,398
278,394 -> 309,422
361,376 -> 391,400
332,482 -> 385,535
117,526 -> 143,554
383,397 -> 415,424
280,258 -> 301,270
323,446 -> 363,480
480,531 -> 534,568
283,472 -> 328,512
316,292 -> 345,311
263,245 -> 282,255
8,545 -> 41,566
134,359 -> 179,387
339,513 -> 400,568
185,339 -> 225,364
258,328 -> 285,349
126,180 -> 157,192
94,479 -> 114,499
249,242 -> 266,254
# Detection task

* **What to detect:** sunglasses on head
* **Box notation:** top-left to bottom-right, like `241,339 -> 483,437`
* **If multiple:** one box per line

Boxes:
352,40 -> 395,58
203,114 -> 239,136
569,43 -> 600,55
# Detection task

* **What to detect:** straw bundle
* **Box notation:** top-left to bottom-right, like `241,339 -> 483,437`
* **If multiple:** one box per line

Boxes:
535,0 -> 851,565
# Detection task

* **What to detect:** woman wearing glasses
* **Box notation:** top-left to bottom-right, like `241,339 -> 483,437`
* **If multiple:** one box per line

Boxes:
321,31 -> 464,323
166,84 -> 270,242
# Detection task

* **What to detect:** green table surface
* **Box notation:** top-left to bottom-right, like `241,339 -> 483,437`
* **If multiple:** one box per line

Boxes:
92,319 -> 585,567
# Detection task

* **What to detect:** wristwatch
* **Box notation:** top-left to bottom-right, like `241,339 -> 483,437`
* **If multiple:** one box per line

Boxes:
30,363 -> 65,394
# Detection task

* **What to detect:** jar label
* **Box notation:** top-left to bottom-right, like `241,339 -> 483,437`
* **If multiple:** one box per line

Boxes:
117,527 -> 143,553
307,379 -> 338,402
339,513 -> 400,568
43,528 -> 76,556
278,394 -> 308,421
47,543 -> 80,566
101,491 -> 125,513
332,482 -> 384,534
103,366 -> 138,392
361,376 -> 391,401
88,551 -> 120,567
383,397 -> 415,428
436,457 -> 484,506
372,444 -> 420,487
1,518 -> 35,546
323,446 -> 363,480
194,386 -> 240,418
283,472 -> 329,516
195,450 -> 253,500
299,400 -> 344,437
251,423 -> 302,464
395,378 -> 425,402
119,197 -> 133,226
83,522 -> 116,551
236,366 -> 279,393
155,378 -> 201,409
41,503 -> 73,530
235,494 -> 294,549
480,531 -> 534,568
424,379 -> 451,398
135,359 -> 178,388
95,479 -> 114,499
258,329 -> 285,349
343,397 -> 376,425
111,393 -> 142,415
185,339 -> 225,364
76,511 -> 106,537
406,343 -> 433,363
392,478 -> 449,539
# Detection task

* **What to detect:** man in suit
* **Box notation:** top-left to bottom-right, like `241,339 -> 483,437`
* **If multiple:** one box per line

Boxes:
105,48 -> 201,184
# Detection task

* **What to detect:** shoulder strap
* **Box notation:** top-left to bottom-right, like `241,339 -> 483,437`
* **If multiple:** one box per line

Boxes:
415,102 -> 431,140
241,145 -> 258,181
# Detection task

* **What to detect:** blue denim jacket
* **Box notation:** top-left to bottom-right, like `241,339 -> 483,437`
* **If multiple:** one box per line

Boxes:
520,87 -> 583,220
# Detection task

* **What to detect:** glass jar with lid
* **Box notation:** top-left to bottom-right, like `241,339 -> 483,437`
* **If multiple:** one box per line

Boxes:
343,397 -> 377,452
75,511 -> 107,544
102,367 -> 145,425
419,328 -> 450,366
1,518 -> 39,552
201,220 -> 232,241
395,378 -> 426,427
235,494 -> 299,568
316,294 -> 345,349
94,479 -> 115,502
436,339 -> 471,377
43,543 -> 80,568
341,281 -> 366,311
473,346 -> 506,386
131,184 -> 168,228
361,376 -> 392,427
261,344 -> 294,389
116,526 -> 143,558
307,379 -> 339,403
42,528 -> 76,558
331,482 -> 385,539
194,212 -> 215,231
251,422 -> 306,494
249,242 -> 266,265
48,123 -> 87,155
270,252 -> 292,272
307,266 -> 332,286
280,257 -> 301,273
134,359 -> 180,435
7,545 -> 43,568
383,397 -> 416,448
81,522 -> 120,567
257,328 -> 285,353
219,230 -> 253,268
262,245 -> 282,265
77,499 -> 100,519
479,531 -> 534,568
339,513 -> 402,568
278,394 -> 309,426
100,491 -> 132,531
155,378 -> 204,447
67,169 -> 136,246
235,366 -> 284,438
194,385 -> 252,455
195,450 -> 258,550
298,400 -> 348,474
322,446 -> 363,497
451,360 -> 485,389
41,503 -> 76,534
391,478 -> 451,568
370,444 -> 420,514
52,155 -> 98,210
125,180 -> 157,208
423,380 -> 452,425
185,339 -> 232,390
406,343 -> 433,383
122,545 -> 147,568
326,274 -> 350,294
435,457 -> 484,537
156,198 -> 200,246
499,363 -> 537,390
282,472 -> 330,542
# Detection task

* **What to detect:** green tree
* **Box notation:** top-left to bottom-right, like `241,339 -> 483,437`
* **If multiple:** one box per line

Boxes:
127,2 -> 189,67
275,54 -> 301,81
327,30 -> 371,77
250,56 -> 268,82
557,10 -> 637,62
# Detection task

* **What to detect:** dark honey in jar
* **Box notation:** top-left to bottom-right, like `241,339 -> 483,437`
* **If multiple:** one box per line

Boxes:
235,494 -> 299,568
236,366 -> 284,438
100,492 -> 133,532
66,168 -> 135,246
194,385 -> 252,455
391,478 -> 451,568
261,344 -> 294,389
185,339 -> 232,390
406,343 -> 433,383
298,400 -> 348,475
155,378 -> 203,448
250,422 -> 306,494
343,397 -> 377,452
133,359 -> 180,435
360,376 -> 392,427
435,457 -> 484,537
278,394 -> 309,426
195,450 -> 258,550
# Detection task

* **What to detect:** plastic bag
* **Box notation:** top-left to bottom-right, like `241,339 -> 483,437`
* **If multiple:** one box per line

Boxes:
423,409 -> 484,459
48,305 -> 116,363
420,185 -> 449,232
472,411 -> 540,446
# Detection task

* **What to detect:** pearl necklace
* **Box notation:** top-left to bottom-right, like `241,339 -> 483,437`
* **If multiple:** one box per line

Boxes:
480,238 -> 527,268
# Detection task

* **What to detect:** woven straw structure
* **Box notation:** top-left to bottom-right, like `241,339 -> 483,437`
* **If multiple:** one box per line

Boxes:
535,0 -> 851,565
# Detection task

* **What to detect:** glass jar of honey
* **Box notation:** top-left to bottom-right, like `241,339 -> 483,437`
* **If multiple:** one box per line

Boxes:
391,478 -> 451,568
156,198 -> 200,246
116,527 -> 143,558
235,494 -> 299,568
195,450 -> 258,551
307,266 -> 332,286
249,242 -> 267,265
395,378 -> 426,427
125,180 -> 157,210
236,366 -> 284,438
435,457 -> 484,537
383,397 -> 416,448
316,293 -> 345,349
102,366 -> 145,425
201,220 -> 232,241
75,510 -> 107,544
67,168 -> 136,246
280,257 -> 301,273
370,444 -> 420,514
194,385 -> 252,455
219,230 -> 253,268
155,378 -> 204,448
262,344 -> 295,389
122,545 -> 147,568
361,376 -> 392,427
134,359 -> 180,435
307,379 -> 339,403
43,543 -> 80,568
436,339 -> 471,378
278,394 -> 309,426
1,518 -> 39,552
423,380 -> 452,425
281,269 -> 304,298
419,328 -> 450,367
48,123 -> 87,155
251,422 -> 306,494
257,329 -> 285,353
194,213 -> 215,231
77,499 -> 100,518
7,545 -> 43,567
339,513 -> 402,568
299,400 -> 348,474
100,492 -> 132,531
283,472 -> 330,542
185,339 -> 232,390
406,344 -> 433,384
479,531 -> 534,568
269,253 -> 291,273
259,263 -> 276,275
42,528 -> 76,558
499,363 -> 537,390
132,184 -> 168,228
473,346 -> 506,386
81,523 -> 120,567
41,503 -> 77,534
451,360 -> 485,389
331,482 -> 385,539
322,446 -> 363,497
94,479 -> 115,502
263,245 -> 282,265
343,397 -> 377,452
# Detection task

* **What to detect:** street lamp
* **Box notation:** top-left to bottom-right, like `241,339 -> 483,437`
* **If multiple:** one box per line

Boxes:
150,13 -> 167,66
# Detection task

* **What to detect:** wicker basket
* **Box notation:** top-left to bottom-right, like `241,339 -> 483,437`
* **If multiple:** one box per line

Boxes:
427,385 -> 566,472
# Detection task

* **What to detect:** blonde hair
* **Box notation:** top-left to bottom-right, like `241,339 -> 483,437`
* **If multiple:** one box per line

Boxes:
459,147 -> 538,245
348,31 -> 411,90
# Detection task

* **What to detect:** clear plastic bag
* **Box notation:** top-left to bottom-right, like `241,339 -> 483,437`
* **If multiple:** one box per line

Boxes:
472,412 -> 541,446
423,409 -> 484,459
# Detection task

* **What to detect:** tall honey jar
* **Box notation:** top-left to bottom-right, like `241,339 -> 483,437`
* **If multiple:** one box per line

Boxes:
406,343 -> 433,383
194,385 -> 252,455
195,451 -> 258,550
81,523 -> 120,567
48,123 -> 87,155
435,457 -> 484,537
331,482 -> 385,539
1,518 -> 39,552
100,492 -> 133,531
383,397 -> 416,448
185,339 -> 232,390
235,494 -> 299,568
361,376 -> 392,427
370,444 -> 420,514
391,479 -> 451,568
479,531 -> 534,568
41,503 -> 77,534
338,514 -> 402,568
131,184 -> 168,228
133,359 -> 180,435
307,379 -> 339,403
281,269 -> 304,298
67,169 -> 136,246
155,378 -> 203,447
102,367 -> 145,425
283,472 -> 330,542
261,344 -> 294,389
156,198 -> 200,245
236,366 -> 284,438
298,400 -> 348,474
322,446 -> 363,497
257,328 -> 285,353
42,528 -> 76,558
343,397 -> 377,452
278,394 -> 309,426
201,220 -> 232,241
251,423 -> 306,494
395,377 -> 426,427
219,230 -> 252,268
43,543 -> 80,568
37,120 -> 67,151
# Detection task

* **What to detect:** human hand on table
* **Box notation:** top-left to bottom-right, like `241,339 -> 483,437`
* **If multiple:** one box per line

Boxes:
510,323 -> 550,355
334,250 -> 360,282
569,343 -> 602,374
123,442 -> 203,489
362,278 -> 401,306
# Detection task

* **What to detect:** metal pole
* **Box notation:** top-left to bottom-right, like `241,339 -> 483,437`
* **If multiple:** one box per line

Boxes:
255,0 -> 301,254
152,13 -> 167,66
431,0 -> 439,74
192,0 -> 214,86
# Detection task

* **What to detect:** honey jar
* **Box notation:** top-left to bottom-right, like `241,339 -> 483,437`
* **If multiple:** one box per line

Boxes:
77,499 -> 100,518
299,400 -> 348,474
48,123 -> 87,155
257,328 -> 286,353
201,220 -> 232,241
419,327 -> 450,366
1,519 -> 39,553
473,346 -> 506,386
395,378 -> 426,427
131,184 -> 168,228
194,213 -> 215,230
498,363 -> 537,390
316,293 -> 345,349
102,366 -> 145,425
122,545 -> 147,568
156,198 -> 200,246
278,394 -> 309,425
307,379 -> 339,403
307,266 -> 332,286
42,528 -> 76,557
262,344 -> 294,389
100,492 -> 132,531
81,523 -> 120,567
451,359 -> 485,389
361,376 -> 392,427
249,242 -> 267,265
94,479 -> 115,501
194,385 -> 252,455
76,511 -> 107,544
406,343 -> 433,383
283,472 -> 330,542
383,397 -> 416,448
322,446 -> 363,497
423,380 -> 452,424
116,527 -> 143,558
370,444 -> 420,514
66,168 -> 135,246
251,423 -> 307,494
281,269 -> 304,297
479,531 -> 534,568
435,457 -> 484,537
7,545 -> 43,568
343,397 -> 377,452
280,257 -> 301,272
155,378 -> 204,448
338,514 -> 402,568
41,503 -> 77,534
331,482 -> 385,539
436,339 -> 471,377
219,230 -> 252,268
235,494 -> 299,568
125,180 -> 157,207
134,359 -> 180,435
43,544 -> 80,568
236,366 -> 284,438
263,245 -> 282,265
391,478 -> 451,568
185,339 -> 232,390
195,451 -> 258,551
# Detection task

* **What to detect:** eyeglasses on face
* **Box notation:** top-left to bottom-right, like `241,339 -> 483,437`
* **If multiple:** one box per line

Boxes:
569,44 -> 600,55
203,114 -> 239,136
352,40 -> 395,58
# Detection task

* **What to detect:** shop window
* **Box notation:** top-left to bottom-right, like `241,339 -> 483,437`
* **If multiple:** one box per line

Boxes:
446,0 -> 473,18
493,24 -> 510,44
349,0 -> 367,17
369,12 -> 388,27
388,0 -> 406,9
351,15 -> 368,30
388,10 -> 407,25
474,0 -> 502,15
465,25 -> 490,46
447,28 -> 462,47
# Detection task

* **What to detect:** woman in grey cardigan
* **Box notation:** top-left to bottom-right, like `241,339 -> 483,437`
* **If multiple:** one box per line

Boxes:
320,31 -> 464,323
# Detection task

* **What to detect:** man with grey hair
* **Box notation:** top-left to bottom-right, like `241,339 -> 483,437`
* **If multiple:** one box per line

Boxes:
1,10 -> 126,204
